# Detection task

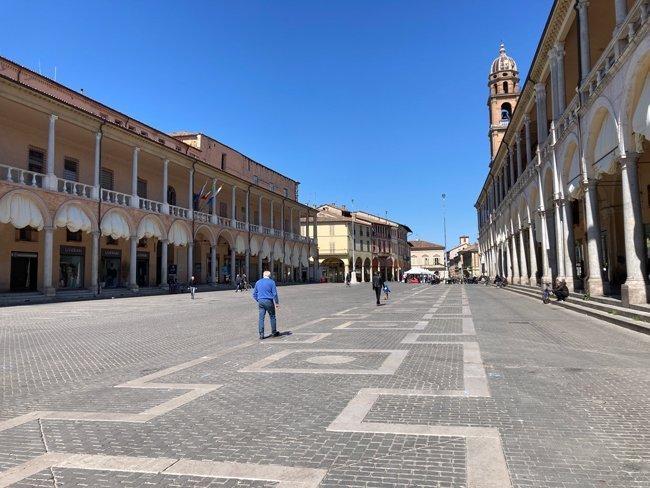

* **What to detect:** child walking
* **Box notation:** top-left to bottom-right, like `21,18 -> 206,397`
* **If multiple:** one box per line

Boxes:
383,282 -> 391,300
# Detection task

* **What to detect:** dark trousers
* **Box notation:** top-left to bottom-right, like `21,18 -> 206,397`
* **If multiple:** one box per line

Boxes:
373,286 -> 381,304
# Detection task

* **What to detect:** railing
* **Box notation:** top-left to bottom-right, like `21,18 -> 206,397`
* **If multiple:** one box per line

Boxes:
194,211 -> 211,223
101,189 -> 131,206
274,229 -> 283,238
0,164 -> 44,188
249,224 -> 259,233
169,205 -> 189,219
218,216 -> 231,227
57,178 -> 94,198
262,227 -> 272,235
555,96 -> 579,143
139,197 -> 163,213
580,1 -> 648,102
235,220 -> 247,230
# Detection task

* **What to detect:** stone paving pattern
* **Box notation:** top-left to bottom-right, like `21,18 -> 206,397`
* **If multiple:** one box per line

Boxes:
0,282 -> 648,486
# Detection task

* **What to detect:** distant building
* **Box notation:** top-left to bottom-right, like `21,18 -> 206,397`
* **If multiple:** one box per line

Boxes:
307,204 -> 411,282
408,240 -> 446,276
447,236 -> 480,279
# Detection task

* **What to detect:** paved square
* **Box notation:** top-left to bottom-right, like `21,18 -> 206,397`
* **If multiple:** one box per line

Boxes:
1,282 -> 649,487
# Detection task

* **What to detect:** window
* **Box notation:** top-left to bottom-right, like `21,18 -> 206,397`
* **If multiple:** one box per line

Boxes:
67,230 -> 82,242
424,257 -> 429,266
221,153 -> 226,170
503,81 -> 508,94
138,238 -> 147,248
435,257 -> 440,265
270,183 -> 275,192
137,178 -> 147,199
101,168 -> 114,190
28,148 -> 44,173
253,175 -> 259,185
17,227 -> 36,241
284,188 -> 288,197
63,158 -> 78,181
167,186 -> 176,206
220,202 -> 228,218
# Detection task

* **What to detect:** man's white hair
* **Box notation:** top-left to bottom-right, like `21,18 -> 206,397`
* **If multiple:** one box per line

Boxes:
263,270 -> 272,278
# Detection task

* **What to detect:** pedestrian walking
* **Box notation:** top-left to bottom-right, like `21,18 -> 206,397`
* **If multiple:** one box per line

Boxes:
189,275 -> 197,299
253,270 -> 280,339
235,274 -> 243,292
372,271 -> 384,305
345,272 -> 351,286
242,273 -> 249,291
383,282 -> 391,300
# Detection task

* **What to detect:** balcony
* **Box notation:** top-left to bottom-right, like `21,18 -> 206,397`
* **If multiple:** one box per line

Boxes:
0,161 -> 315,244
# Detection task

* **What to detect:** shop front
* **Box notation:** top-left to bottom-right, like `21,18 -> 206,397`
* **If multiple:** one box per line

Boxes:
101,248 -> 122,288
59,245 -> 85,289
10,251 -> 38,292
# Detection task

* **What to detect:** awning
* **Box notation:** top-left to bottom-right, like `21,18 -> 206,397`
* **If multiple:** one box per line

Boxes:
291,248 -> 300,267
565,148 -> 582,200
284,243 -> 292,264
137,216 -> 163,240
168,221 -> 190,246
273,240 -> 283,260
404,267 -> 434,276
593,114 -> 619,177
235,235 -> 246,254
0,193 -> 45,230
55,204 -> 92,233
632,75 -> 650,140
101,212 -> 130,240
300,247 -> 309,267
260,239 -> 271,260
250,236 -> 260,256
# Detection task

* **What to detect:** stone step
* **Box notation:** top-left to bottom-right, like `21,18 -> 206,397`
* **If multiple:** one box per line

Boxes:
503,284 -> 650,335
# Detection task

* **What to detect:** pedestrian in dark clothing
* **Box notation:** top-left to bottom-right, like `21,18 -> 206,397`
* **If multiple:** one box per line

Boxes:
552,278 -> 569,301
253,270 -> 280,339
189,275 -> 197,299
372,271 -> 384,305
235,274 -> 243,292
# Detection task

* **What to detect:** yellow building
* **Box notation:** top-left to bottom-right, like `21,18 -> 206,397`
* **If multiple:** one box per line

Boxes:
408,240 -> 446,277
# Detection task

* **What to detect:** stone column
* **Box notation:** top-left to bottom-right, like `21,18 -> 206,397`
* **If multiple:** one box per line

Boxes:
549,46 -> 560,121
129,236 -> 138,291
553,199 -> 566,279
561,199 -> 575,290
245,189 -> 250,230
162,159 -> 169,214
270,200 -> 274,230
537,169 -> 552,283
505,238 -> 512,279
577,0 -> 591,82
131,147 -> 139,208
43,226 -> 55,296
555,42 -> 566,114
583,179 -> 604,296
93,132 -> 102,199
524,114 -> 532,165
91,231 -> 99,294
614,0 -> 628,28
504,163 -> 509,192
535,83 -> 548,143
620,153 -> 647,305
528,223 -> 539,286
258,254 -> 263,281
160,239 -> 168,287
231,247 -> 237,281
269,251 -> 275,279
518,226 -> 528,285
210,244 -> 217,285
188,169 -> 194,220
281,204 -> 285,233
245,251 -> 250,280
290,207 -> 294,235
509,149 -> 515,183
515,134 -> 523,177
211,178 -> 218,224
188,242 -> 194,283
46,114 -> 58,191
510,227 -> 520,284
231,185 -> 237,227
258,195 -> 263,226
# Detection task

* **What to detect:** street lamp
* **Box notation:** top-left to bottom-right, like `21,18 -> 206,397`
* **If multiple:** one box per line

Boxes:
350,199 -> 358,284
442,194 -> 448,281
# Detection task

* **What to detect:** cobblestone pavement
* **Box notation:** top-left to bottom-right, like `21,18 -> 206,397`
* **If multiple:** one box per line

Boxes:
0,283 -> 649,487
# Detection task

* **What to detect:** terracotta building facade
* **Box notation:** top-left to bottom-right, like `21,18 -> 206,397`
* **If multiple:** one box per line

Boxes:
0,55 -> 318,297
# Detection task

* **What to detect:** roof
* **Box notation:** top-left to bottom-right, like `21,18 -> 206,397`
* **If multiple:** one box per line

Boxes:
409,240 -> 445,250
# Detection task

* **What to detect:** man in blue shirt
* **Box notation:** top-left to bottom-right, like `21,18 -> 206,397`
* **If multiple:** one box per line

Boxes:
252,270 -> 280,339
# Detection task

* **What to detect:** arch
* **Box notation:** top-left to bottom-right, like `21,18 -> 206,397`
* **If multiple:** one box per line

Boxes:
168,220 -> 191,246
542,168 -> 554,208
562,141 -> 581,200
250,235 -> 261,256
0,189 -> 49,230
621,35 -> 650,151
584,97 -> 620,178
54,200 -> 97,234
234,234 -> 246,254
137,214 -> 165,240
216,229 -> 234,248
101,208 -> 133,240
194,224 -> 216,246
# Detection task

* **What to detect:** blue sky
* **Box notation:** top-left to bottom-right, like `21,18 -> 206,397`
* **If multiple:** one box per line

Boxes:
1,0 -> 551,247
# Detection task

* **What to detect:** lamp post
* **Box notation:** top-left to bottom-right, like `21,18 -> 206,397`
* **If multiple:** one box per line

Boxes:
350,199 -> 358,284
442,194 -> 448,281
